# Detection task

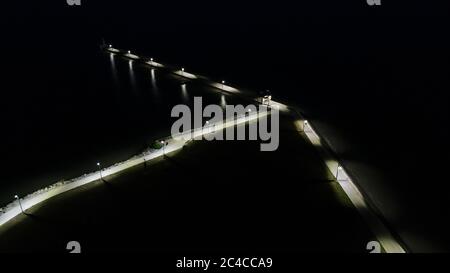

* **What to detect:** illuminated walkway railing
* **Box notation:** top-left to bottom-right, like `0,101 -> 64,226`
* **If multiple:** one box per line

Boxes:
293,115 -> 405,253
0,110 -> 268,227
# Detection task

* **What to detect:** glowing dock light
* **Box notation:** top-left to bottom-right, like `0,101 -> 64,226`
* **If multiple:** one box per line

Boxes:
222,80 -> 226,89
336,165 -> 343,180
14,195 -> 24,214
302,120 -> 309,133
127,50 -> 131,54
204,121 -> 211,134
161,141 -> 166,156
97,162 -> 104,181
108,44 -> 112,48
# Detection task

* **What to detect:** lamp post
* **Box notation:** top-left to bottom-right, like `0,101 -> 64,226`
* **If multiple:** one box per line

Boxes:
127,50 -> 131,54
247,109 -> 252,122
336,165 -> 343,180
304,120 -> 308,132
266,90 -> 271,106
181,68 -> 185,77
150,58 -> 154,65
14,195 -> 24,214
161,141 -> 165,156
222,80 -> 226,89
97,162 -> 103,181
205,121 -> 210,134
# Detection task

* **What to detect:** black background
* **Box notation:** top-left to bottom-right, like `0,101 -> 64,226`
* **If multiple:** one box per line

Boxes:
1,0 -> 449,252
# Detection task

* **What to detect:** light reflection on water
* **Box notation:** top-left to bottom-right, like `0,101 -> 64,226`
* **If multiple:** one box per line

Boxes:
150,68 -> 160,101
109,53 -> 120,99
181,83 -> 189,103
128,60 -> 137,93
221,94 -> 226,109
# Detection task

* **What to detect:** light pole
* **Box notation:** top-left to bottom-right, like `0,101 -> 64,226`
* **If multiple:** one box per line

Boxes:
127,50 -> 131,54
14,195 -> 24,214
222,80 -> 226,89
97,162 -> 103,181
161,141 -> 165,156
247,109 -> 252,122
336,165 -> 343,180
266,90 -> 271,106
205,121 -> 210,134
181,68 -> 185,77
304,120 -> 308,132
150,58 -> 154,65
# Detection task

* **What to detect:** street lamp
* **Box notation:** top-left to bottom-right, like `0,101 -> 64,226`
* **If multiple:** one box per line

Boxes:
161,141 -> 166,156
150,58 -> 154,65
336,165 -> 343,180
14,195 -> 24,214
181,68 -> 185,77
108,44 -> 112,48
222,80 -> 226,89
205,121 -> 210,134
97,162 -> 103,181
143,149 -> 147,167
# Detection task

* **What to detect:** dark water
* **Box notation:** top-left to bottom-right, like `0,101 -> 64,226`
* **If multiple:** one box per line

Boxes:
2,1 -> 450,252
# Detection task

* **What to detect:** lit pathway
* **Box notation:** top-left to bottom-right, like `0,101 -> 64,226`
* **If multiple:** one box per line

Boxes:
295,118 -> 406,253
0,110 -> 267,228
